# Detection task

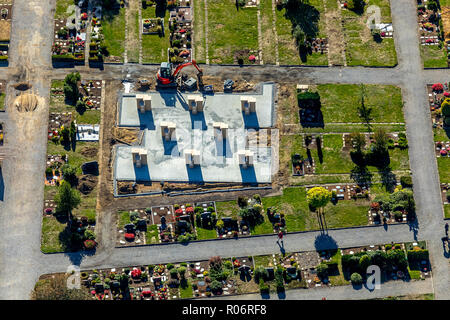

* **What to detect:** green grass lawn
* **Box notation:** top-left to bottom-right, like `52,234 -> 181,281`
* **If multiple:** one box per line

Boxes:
342,0 -> 397,66
421,45 -> 448,68
55,0 -> 75,19
275,0 -> 328,65
207,0 -> 258,64
250,187 -> 369,235
215,200 -> 240,219
444,204 -> 450,219
118,210 -> 130,230
433,126 -> 450,142
328,250 -> 350,286
282,133 -> 410,175
141,6 -> 170,63
316,84 -> 404,123
260,0 -> 277,64
193,0 -> 206,63
41,215 -> 68,253
437,157 -> 450,183
126,7 -> 141,63
146,224 -> 160,244
0,92 -> 4,110
179,279 -> 193,298
195,226 -> 217,240
102,7 -> 126,62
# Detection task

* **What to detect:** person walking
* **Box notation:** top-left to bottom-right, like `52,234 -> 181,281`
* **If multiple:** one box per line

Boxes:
277,230 -> 283,243
445,223 -> 449,236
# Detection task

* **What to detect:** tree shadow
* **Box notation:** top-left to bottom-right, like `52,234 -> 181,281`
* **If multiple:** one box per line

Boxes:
379,166 -> 397,192
284,2 -> 320,38
314,232 -> 338,252
350,165 -> 373,187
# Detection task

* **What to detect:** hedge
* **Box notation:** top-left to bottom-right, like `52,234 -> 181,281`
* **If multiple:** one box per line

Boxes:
407,249 -> 429,262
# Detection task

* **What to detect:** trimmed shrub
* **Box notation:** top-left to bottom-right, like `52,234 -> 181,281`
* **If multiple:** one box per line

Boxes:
350,272 -> 363,285
400,176 -> 413,188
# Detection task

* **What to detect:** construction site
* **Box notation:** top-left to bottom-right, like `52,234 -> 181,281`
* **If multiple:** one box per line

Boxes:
111,61 -> 279,197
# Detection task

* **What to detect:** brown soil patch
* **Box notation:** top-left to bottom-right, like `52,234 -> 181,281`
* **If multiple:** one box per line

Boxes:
112,127 -> 139,144
14,92 -> 42,112
201,75 -> 255,92
0,20 -> 10,41
324,5 -> 345,65
77,175 -> 98,195
80,146 -> 98,158
442,7 -> 450,42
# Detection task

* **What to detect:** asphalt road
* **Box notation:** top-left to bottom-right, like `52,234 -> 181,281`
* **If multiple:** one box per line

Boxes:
0,0 -> 448,300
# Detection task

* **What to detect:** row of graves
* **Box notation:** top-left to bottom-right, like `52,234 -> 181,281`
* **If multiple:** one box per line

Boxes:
78,80 -> 103,110
168,9 -> 192,64
117,199 -> 255,246
428,82 -> 450,157
52,2 -> 88,64
62,240 -> 431,300
291,133 -> 322,176
417,1 -> 450,66
0,3 -> 12,62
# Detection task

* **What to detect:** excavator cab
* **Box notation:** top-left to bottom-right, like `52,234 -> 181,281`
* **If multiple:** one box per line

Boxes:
159,62 -> 173,79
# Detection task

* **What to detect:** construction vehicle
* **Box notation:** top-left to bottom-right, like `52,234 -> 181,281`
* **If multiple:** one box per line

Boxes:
156,59 -> 203,88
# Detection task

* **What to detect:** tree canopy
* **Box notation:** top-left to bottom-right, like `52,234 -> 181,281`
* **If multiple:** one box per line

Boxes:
307,187 -> 332,210
55,180 -> 80,215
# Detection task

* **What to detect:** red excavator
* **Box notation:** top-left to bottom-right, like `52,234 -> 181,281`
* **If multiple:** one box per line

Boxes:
156,59 -> 203,87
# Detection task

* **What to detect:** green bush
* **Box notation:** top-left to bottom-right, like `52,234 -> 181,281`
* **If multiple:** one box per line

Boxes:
316,263 -> 328,277
209,280 -> 222,293
350,272 -> 363,285
400,176 -> 413,188
259,278 -> 269,294
407,249 -> 429,262
297,91 -> 320,101
167,263 -> 174,270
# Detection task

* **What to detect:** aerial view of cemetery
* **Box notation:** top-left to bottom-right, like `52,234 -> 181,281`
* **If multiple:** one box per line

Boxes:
0,0 -> 448,304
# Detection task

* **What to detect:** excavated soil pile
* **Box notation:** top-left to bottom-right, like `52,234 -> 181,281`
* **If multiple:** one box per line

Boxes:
77,174 -> 98,195
14,92 -> 41,112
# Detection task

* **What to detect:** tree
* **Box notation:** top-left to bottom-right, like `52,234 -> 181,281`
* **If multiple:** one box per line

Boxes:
61,164 -> 78,186
307,187 -> 332,230
350,132 -> 366,153
60,126 -> 70,146
427,0 -> 438,11
293,25 -> 306,49
441,98 -> 450,117
209,280 -> 222,293
373,128 -> 389,153
316,263 -> 328,278
32,274 -> 91,300
359,255 -> 371,272
63,72 -> 80,103
55,181 -> 80,215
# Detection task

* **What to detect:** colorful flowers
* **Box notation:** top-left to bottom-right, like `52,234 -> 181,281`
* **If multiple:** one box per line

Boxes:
432,83 -> 444,92
83,239 -> 97,250
124,233 -> 135,241
131,268 -> 142,278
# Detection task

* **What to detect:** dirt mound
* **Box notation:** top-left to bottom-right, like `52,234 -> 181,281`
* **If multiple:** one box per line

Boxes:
442,7 -> 450,43
112,127 -> 139,144
14,92 -> 42,112
77,175 -> 98,195
80,146 -> 98,158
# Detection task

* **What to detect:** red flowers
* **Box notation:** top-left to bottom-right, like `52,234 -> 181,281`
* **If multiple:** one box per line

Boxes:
131,268 -> 141,278
124,233 -> 135,240
175,208 -> 183,215
432,83 -> 444,92
83,239 -> 97,250
185,207 -> 194,213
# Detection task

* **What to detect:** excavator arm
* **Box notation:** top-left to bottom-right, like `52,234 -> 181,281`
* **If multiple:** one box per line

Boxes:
172,60 -> 202,78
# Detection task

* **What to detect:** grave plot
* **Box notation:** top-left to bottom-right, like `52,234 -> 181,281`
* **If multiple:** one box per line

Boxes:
0,3 -> 12,63
141,2 -> 171,63
168,15 -> 192,64
78,80 -> 103,110
206,0 -> 259,64
0,123 -> 3,146
52,2 -> 88,64
151,206 -> 175,242
430,82 -> 450,185
44,154 -> 67,187
94,1 -> 126,63
0,80 -> 6,110
417,1 -> 449,68
273,0 -> 328,65
340,0 -> 397,66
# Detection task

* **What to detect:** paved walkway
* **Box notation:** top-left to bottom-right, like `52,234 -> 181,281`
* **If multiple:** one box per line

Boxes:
0,0 -> 448,300
212,278 -> 434,300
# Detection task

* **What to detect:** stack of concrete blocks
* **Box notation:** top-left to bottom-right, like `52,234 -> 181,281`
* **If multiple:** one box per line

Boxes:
213,122 -> 228,142
187,95 -> 204,115
132,147 -> 148,168
296,84 -> 309,93
238,150 -> 254,169
136,94 -> 152,114
160,121 -> 176,142
184,149 -> 200,168
240,96 -> 256,115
